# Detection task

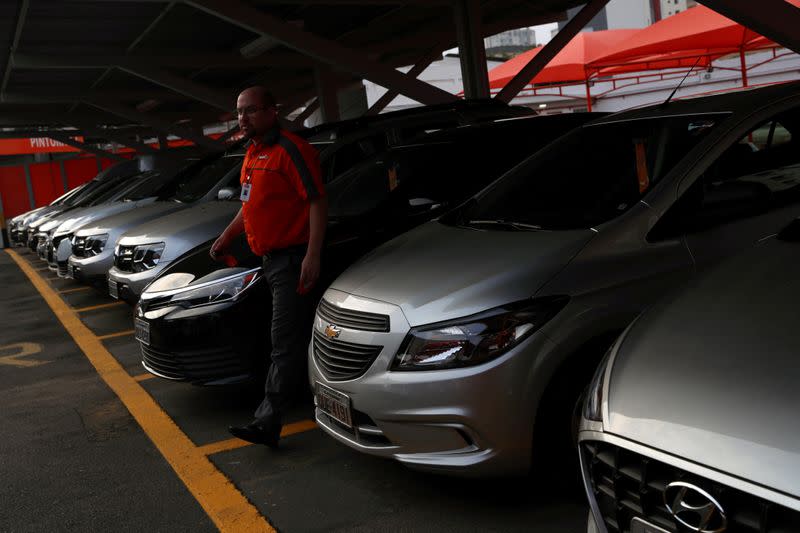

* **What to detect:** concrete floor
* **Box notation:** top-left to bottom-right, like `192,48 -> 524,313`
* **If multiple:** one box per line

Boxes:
1,248 -> 589,532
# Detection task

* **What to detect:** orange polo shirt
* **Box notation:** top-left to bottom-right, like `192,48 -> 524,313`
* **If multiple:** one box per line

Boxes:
240,128 -> 325,256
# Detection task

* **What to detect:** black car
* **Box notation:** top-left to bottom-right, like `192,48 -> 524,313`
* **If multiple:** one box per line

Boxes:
133,112 -> 600,385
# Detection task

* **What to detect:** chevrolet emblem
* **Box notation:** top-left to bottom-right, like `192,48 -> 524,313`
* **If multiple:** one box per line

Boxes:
324,324 -> 341,339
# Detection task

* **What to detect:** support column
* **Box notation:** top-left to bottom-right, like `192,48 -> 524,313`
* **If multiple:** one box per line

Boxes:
23,162 -> 35,209
739,49 -> 748,88
314,67 -> 341,123
59,160 -> 68,192
454,0 -> 489,99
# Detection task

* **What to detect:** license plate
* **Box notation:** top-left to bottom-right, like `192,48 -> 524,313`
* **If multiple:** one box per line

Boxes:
316,382 -> 353,428
67,264 -> 74,279
108,279 -> 119,299
631,518 -> 671,533
134,318 -> 150,346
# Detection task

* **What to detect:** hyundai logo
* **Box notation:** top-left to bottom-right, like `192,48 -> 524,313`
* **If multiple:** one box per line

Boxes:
324,324 -> 341,339
664,481 -> 727,533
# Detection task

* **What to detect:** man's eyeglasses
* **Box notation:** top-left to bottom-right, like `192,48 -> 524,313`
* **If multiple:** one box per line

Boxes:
235,105 -> 271,117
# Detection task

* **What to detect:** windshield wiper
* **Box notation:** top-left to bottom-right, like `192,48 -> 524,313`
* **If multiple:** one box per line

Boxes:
463,219 -> 542,231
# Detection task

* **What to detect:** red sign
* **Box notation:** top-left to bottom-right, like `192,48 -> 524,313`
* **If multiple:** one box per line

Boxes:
0,136 -> 85,155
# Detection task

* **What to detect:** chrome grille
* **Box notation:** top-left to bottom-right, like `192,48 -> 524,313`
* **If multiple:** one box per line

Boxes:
312,331 -> 382,381
317,299 -> 390,332
115,245 -> 136,272
582,441 -> 800,533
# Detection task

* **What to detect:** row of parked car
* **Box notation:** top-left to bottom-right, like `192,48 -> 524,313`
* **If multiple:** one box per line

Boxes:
9,83 -> 800,533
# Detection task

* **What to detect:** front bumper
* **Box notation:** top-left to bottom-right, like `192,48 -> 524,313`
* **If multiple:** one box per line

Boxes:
107,262 -> 169,302
68,250 -> 113,283
308,289 -> 549,477
579,430 -> 800,533
135,287 -> 268,385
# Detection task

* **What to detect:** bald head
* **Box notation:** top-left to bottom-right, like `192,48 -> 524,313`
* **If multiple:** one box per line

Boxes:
236,86 -> 278,139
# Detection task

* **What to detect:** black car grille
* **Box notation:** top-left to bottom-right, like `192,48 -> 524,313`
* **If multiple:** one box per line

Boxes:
582,441 -> 800,533
317,299 -> 390,332
312,331 -> 382,381
72,236 -> 88,258
115,245 -> 136,272
141,344 -> 252,381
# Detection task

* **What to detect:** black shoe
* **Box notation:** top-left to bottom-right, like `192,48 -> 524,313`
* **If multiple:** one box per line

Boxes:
228,422 -> 282,449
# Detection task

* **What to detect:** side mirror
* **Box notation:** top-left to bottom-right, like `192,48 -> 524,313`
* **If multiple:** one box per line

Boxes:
408,197 -> 441,211
217,187 -> 238,201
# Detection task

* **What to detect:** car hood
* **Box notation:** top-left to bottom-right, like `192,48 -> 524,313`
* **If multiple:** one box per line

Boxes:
12,207 -> 44,224
28,206 -> 71,230
605,237 -> 800,498
54,199 -> 157,237
75,201 -> 186,241
117,201 -> 239,263
330,221 -> 595,326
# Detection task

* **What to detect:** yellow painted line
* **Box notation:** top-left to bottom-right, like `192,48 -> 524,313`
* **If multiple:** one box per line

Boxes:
6,249 -> 274,533
59,286 -> 91,294
198,420 -> 318,456
74,301 -> 127,313
133,373 -> 156,382
97,329 -> 135,341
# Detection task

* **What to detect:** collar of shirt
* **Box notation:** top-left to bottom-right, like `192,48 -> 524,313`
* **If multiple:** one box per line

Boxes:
247,126 -> 280,149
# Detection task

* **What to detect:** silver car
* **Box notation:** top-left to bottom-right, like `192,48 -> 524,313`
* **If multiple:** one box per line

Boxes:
106,190 -> 242,302
68,154 -> 243,284
580,220 -> 800,533
309,82 -> 800,476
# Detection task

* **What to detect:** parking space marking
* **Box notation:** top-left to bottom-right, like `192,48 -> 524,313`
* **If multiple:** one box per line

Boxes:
133,373 -> 156,382
74,301 -> 127,313
45,276 -> 62,281
34,266 -> 49,272
198,420 -> 319,456
7,250 -> 275,533
59,286 -> 91,294
97,329 -> 135,340
0,342 -> 48,367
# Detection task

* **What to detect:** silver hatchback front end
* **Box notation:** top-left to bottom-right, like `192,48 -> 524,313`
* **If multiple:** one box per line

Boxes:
308,288 -> 551,477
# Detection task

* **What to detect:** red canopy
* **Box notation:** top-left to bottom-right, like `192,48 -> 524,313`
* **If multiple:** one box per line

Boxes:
488,29 -> 638,89
591,2 -> 800,67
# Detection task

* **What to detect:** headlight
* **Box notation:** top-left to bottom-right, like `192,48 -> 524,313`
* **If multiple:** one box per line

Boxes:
168,268 -> 261,308
584,349 -> 613,422
83,234 -> 109,257
392,296 -> 569,371
132,242 -> 165,272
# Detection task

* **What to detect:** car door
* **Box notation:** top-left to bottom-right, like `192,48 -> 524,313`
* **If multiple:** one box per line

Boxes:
657,109 -> 800,271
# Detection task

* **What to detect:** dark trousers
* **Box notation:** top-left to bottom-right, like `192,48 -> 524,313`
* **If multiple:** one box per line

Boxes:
254,247 -> 313,426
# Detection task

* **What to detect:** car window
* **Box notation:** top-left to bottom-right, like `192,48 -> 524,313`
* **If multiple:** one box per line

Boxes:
327,134 -> 388,181
650,111 -> 800,239
169,157 -> 243,203
445,114 -> 725,231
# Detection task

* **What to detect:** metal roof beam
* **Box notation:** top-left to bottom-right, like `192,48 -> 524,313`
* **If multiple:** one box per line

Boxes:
87,101 -> 224,151
118,64 -> 233,111
12,51 -> 313,70
495,0 -> 609,103
44,133 -> 126,162
184,0 -> 458,106
366,46 -> 442,115
1,0 -> 30,102
697,0 -> 800,55
60,118 -> 160,154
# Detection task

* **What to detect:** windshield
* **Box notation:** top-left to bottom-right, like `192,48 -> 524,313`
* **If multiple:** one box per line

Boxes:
445,114 -> 726,230
169,157 -> 242,203
87,172 -> 154,206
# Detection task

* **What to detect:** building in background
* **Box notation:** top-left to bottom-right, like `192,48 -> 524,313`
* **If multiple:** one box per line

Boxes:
484,27 -> 538,58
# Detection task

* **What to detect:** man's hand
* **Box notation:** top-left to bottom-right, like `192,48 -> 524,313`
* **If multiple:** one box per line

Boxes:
210,234 -> 230,262
297,251 -> 321,294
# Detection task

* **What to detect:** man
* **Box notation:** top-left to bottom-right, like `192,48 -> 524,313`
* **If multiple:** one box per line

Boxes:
211,86 -> 327,447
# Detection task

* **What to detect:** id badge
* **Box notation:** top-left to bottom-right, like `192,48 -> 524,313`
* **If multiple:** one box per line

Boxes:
240,183 -> 252,202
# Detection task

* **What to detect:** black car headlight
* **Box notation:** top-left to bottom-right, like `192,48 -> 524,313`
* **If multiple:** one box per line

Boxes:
392,296 -> 569,371
83,234 -> 109,257
168,268 -> 261,308
132,243 -> 165,272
